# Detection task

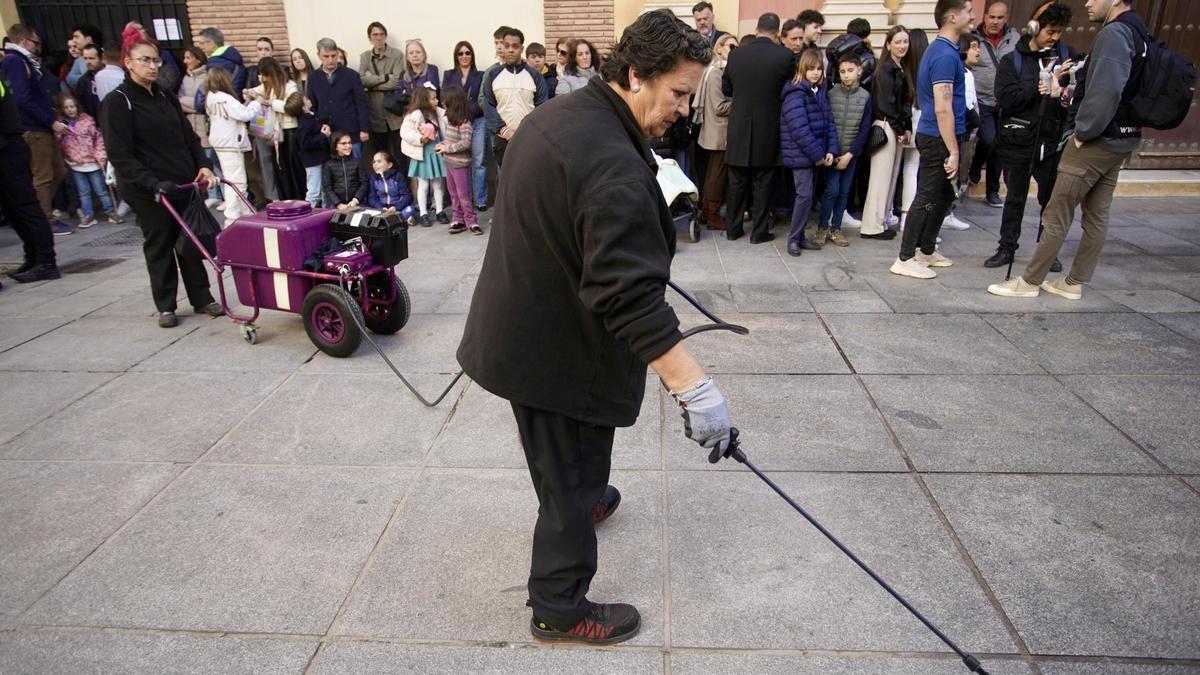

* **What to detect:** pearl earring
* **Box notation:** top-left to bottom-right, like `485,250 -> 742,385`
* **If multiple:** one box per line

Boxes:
632,84 -> 641,93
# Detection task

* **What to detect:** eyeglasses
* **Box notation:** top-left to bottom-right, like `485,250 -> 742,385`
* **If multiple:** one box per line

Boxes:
135,56 -> 163,67
457,50 -> 472,56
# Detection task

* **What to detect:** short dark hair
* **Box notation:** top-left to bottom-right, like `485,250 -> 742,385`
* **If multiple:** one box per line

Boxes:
184,46 -> 207,65
526,42 -> 545,57
6,24 -> 36,42
935,0 -> 971,28
81,43 -> 102,57
367,22 -> 387,37
602,8 -> 712,88
837,53 -> 863,68
781,19 -> 801,35
500,27 -> 525,45
1036,3 -> 1073,28
102,40 -> 122,63
756,13 -> 780,34
959,34 -> 979,59
283,91 -> 305,117
692,1 -> 713,13
847,18 -> 871,38
257,36 -> 273,47
71,23 -> 103,44
797,10 -> 825,28
494,26 -> 513,40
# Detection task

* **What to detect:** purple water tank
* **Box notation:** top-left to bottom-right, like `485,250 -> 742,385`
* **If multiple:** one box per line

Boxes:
216,201 -> 333,313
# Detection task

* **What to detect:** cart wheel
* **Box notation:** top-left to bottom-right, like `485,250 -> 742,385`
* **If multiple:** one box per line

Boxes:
240,325 -> 258,345
689,213 -> 701,243
363,272 -> 410,334
301,284 -> 363,358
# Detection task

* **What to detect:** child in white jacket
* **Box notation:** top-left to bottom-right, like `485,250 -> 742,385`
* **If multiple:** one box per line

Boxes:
205,66 -> 255,224
399,84 -> 449,226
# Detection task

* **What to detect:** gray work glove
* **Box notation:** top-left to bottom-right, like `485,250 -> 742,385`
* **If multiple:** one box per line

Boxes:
670,377 -> 731,454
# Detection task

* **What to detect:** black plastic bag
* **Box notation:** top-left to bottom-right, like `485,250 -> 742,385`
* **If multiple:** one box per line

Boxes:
175,189 -> 221,259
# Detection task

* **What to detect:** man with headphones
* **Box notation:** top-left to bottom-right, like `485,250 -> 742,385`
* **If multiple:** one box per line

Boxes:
989,0 -> 1148,300
984,1 -> 1076,270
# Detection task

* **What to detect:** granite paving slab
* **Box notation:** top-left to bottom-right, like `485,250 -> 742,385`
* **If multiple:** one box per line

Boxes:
1038,663 -> 1200,675
984,313 -> 1200,374
207,373 -> 467,466
668,471 -> 1015,653
0,629 -> 317,675
0,317 -> 74,352
0,461 -> 181,619
730,284 -> 813,313
1098,289 -> 1200,313
1148,313 -> 1200,342
1,372 -> 287,462
862,375 -> 1158,473
133,312 -> 318,372
0,316 -> 203,372
335,469 -> 665,646
664,375 -> 906,472
315,640 -> 662,673
0,371 -> 115,446
20,465 -> 416,634
927,475 -> 1200,659
823,314 -> 1042,374
1061,375 -> 1200,474
670,652 -> 1033,674
807,289 -> 893,313
302,313 -> 466,375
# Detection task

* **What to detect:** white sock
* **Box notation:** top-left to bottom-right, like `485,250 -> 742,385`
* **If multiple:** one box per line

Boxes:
417,179 -> 429,216
433,179 -> 445,213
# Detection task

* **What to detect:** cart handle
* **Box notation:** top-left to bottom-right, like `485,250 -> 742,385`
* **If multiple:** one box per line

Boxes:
174,178 -> 256,215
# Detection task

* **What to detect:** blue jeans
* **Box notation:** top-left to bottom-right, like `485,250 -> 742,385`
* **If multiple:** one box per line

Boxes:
304,166 -> 323,207
817,159 -> 858,230
351,141 -> 362,159
471,116 -> 488,207
787,167 -> 816,247
71,169 -> 113,218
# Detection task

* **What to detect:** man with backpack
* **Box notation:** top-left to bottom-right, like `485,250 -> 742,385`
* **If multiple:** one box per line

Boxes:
988,0 -> 1184,300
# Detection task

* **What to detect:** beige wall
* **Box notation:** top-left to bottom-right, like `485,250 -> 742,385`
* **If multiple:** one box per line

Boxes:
0,0 -> 19,32
284,0 -> 545,75
613,0 -> 740,40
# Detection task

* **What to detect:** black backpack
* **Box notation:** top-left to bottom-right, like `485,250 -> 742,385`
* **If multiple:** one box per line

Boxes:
1114,12 -> 1196,131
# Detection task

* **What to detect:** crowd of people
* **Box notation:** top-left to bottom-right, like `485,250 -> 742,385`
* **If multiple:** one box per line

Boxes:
0,0 -> 1161,309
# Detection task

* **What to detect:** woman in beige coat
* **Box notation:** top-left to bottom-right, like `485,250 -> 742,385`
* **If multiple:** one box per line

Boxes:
696,34 -> 737,230
178,47 -> 222,206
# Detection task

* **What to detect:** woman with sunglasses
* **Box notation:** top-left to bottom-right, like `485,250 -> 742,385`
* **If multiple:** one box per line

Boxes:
555,38 -> 600,96
100,35 -> 222,328
441,41 -> 488,211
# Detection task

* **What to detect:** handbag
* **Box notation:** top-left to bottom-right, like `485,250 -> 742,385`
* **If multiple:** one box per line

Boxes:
865,124 -> 888,155
176,188 -> 222,259
384,78 -> 412,116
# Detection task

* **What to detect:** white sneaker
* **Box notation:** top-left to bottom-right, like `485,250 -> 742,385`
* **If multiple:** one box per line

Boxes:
116,201 -> 132,218
1041,276 -> 1082,300
205,197 -> 222,208
988,277 -> 1040,298
884,213 -> 900,228
890,256 -> 937,279
841,211 -> 862,228
942,213 -> 971,230
78,216 -> 98,229
916,250 -> 953,267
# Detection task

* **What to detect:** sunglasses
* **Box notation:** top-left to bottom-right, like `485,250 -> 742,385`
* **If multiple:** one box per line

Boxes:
557,50 -> 567,56
457,50 -> 472,56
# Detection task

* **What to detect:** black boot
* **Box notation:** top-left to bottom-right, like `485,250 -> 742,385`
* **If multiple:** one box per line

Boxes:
6,259 -> 34,278
11,263 -> 61,283
983,249 -> 1014,269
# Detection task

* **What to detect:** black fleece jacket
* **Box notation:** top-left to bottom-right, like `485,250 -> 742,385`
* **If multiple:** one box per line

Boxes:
995,35 -> 1075,151
457,77 -> 681,427
99,75 -> 210,199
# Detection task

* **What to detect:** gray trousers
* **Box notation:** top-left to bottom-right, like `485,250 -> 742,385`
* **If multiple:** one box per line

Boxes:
1023,141 -> 1129,285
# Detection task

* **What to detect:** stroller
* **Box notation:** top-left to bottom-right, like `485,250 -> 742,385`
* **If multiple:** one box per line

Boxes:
654,152 -> 702,243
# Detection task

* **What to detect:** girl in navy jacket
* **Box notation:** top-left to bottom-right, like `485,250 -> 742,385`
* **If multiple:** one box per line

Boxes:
366,151 -> 413,211
780,49 -> 838,255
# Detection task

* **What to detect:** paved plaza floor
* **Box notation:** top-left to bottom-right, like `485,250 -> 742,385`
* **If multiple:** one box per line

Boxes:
1,196 -> 1198,674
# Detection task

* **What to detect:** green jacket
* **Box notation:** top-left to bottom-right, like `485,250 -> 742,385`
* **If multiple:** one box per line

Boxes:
359,47 -> 405,132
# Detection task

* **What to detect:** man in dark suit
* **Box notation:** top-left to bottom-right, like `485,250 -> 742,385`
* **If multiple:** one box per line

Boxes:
692,2 -> 728,47
721,13 -> 793,243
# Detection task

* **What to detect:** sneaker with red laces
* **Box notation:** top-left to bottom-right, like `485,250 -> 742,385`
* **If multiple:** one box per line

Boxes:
531,602 -> 641,644
592,485 -> 621,525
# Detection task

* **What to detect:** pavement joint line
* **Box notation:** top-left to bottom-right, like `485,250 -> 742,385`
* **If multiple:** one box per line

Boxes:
307,371 -> 473,671
0,372 -> 117,449
658,385 -> 674,652
11,365 -> 302,623
1052,374 -> 1200,499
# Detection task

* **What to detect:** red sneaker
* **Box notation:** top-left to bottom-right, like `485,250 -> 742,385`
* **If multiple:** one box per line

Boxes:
531,602 -> 641,644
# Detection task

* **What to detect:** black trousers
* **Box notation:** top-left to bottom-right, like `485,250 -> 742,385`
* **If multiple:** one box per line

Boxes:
726,165 -> 775,240
900,134 -> 956,260
126,191 -> 215,313
969,104 -> 1003,195
494,134 -> 510,173
511,402 -> 614,629
0,134 -> 56,266
997,146 -> 1061,252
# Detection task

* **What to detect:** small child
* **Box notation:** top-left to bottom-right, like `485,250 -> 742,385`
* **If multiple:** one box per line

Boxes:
52,93 -> 121,228
366,151 -> 414,212
816,55 -> 873,246
780,48 -> 837,255
287,92 -> 332,208
435,86 -> 481,234
322,132 -> 369,209
400,84 -> 448,226
205,66 -> 255,223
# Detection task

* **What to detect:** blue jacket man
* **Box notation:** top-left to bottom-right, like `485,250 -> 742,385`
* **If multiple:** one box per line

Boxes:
196,27 -> 246,96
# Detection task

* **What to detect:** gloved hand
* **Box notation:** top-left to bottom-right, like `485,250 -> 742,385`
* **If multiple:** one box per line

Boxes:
156,181 -> 183,199
670,377 -> 731,453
